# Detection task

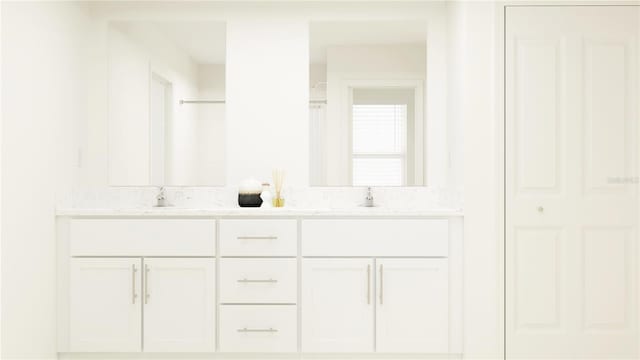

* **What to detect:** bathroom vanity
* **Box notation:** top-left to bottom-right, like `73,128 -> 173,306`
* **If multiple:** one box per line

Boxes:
55,209 -> 463,358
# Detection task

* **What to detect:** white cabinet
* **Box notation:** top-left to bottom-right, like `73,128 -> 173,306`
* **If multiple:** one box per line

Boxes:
302,219 -> 448,257
62,216 -> 457,356
219,219 -> 297,256
220,258 -> 297,304
70,219 -> 216,256
69,258 -> 142,352
68,257 -> 215,353
219,305 -> 297,352
302,258 -> 449,354
143,258 -> 216,352
376,259 -> 448,353
302,259 -> 374,352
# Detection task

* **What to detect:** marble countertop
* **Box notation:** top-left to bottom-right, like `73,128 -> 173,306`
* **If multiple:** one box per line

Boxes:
56,207 -> 464,217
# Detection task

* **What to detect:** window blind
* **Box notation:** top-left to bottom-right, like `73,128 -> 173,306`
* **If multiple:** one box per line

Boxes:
352,104 -> 407,186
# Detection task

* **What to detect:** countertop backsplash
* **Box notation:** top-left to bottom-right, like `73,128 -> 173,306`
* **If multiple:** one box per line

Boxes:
58,186 -> 463,211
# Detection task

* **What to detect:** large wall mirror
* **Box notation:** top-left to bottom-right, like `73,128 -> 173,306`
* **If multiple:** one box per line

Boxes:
309,21 -> 427,186
108,21 -> 226,186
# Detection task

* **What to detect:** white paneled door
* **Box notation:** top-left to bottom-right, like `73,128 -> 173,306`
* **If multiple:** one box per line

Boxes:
506,6 -> 639,358
302,259 -> 374,352
143,258 -> 215,352
376,259 -> 448,353
69,258 -> 142,352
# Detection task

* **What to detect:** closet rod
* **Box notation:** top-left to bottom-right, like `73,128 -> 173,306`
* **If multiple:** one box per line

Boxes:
180,99 -> 328,105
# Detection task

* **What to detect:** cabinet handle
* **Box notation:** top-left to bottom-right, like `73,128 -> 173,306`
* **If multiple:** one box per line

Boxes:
132,264 -> 138,304
379,264 -> 384,305
144,264 -> 150,304
237,236 -> 278,240
237,278 -> 278,283
237,327 -> 278,333
367,264 -> 371,305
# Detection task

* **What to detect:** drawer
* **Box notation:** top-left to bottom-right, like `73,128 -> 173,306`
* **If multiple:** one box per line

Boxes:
302,219 -> 448,257
70,219 -> 215,256
220,259 -> 297,304
219,305 -> 297,352
219,219 -> 297,256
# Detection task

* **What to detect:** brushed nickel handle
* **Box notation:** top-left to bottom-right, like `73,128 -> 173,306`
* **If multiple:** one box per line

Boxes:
237,327 -> 278,333
144,264 -> 150,304
132,264 -> 138,304
237,236 -> 278,240
237,278 -> 278,283
379,264 -> 384,305
367,264 -> 371,305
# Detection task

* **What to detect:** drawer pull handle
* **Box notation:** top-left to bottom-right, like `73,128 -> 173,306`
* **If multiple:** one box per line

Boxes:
379,264 -> 384,305
144,264 -> 150,304
367,264 -> 371,305
237,278 -> 278,283
237,327 -> 278,333
237,236 -> 278,240
132,264 -> 138,304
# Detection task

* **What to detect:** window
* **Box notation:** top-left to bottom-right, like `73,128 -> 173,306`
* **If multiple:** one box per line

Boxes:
352,103 -> 407,186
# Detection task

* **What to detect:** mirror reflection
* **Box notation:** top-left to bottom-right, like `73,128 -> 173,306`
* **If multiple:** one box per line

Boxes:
108,21 -> 226,186
309,21 -> 427,186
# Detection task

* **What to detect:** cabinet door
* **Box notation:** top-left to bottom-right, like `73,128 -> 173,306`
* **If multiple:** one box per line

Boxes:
302,259 -> 374,352
69,258 -> 142,352
143,258 -> 215,352
376,259 -> 448,352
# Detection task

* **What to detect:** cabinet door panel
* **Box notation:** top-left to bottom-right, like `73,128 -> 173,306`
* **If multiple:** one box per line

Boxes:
69,258 -> 142,352
302,259 -> 374,352
143,258 -> 215,352
376,259 -> 448,353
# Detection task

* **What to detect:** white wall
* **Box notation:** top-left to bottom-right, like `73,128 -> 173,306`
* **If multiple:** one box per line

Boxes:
226,19 -> 309,186
1,2 -> 91,358
309,63 -> 327,101
450,2 -> 501,358
108,27 -> 152,185
197,64 -> 226,186
108,23 -> 202,186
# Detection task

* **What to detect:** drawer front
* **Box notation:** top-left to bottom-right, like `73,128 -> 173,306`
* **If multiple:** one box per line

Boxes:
70,219 -> 215,256
219,305 -> 297,352
302,219 -> 448,257
220,259 -> 297,304
219,219 -> 297,256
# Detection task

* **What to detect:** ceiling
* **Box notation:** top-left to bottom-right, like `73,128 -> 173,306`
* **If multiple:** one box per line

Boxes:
309,21 -> 428,63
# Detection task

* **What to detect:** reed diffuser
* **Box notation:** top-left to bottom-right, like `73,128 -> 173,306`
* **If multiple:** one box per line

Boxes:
272,169 -> 285,207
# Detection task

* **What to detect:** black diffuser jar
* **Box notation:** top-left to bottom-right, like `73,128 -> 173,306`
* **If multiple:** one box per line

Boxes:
238,193 -> 263,207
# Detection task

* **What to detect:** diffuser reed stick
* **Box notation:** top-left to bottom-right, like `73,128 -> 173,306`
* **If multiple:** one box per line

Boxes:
272,169 -> 285,207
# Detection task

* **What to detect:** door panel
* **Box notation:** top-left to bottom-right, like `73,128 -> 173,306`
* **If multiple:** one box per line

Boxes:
143,258 -> 215,352
301,259 -> 374,352
506,6 -> 639,358
515,39 -> 563,192
513,228 -> 563,329
376,259 -> 448,353
69,258 -> 142,352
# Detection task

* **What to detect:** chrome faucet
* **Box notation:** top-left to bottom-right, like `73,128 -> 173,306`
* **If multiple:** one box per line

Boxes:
364,187 -> 375,207
155,186 -> 169,207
